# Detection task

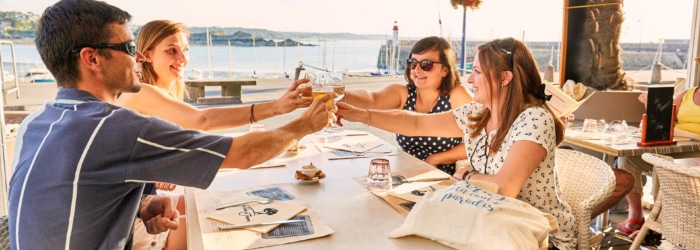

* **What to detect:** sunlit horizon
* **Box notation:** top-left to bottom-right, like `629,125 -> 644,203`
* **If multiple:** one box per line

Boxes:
0,0 -> 695,43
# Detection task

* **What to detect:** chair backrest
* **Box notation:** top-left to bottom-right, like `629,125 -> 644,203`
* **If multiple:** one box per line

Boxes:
571,90 -> 645,123
641,153 -> 700,249
555,149 -> 616,250
0,215 -> 8,250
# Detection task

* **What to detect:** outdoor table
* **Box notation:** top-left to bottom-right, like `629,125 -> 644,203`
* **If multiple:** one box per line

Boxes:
563,129 -> 700,166
562,128 -> 700,229
185,79 -> 257,104
185,132 -> 454,249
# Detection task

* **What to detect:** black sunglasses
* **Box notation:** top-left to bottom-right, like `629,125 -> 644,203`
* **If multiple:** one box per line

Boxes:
406,58 -> 442,71
495,37 -> 514,68
70,40 -> 137,57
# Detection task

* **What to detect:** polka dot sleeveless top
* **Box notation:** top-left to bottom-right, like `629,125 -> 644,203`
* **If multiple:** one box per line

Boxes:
396,84 -> 463,175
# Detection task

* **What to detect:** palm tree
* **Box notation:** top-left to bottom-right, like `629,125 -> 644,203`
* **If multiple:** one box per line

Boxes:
566,0 -> 627,90
451,0 -> 482,73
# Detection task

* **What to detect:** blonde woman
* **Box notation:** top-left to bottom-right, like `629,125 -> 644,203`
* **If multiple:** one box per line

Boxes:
117,20 -> 311,250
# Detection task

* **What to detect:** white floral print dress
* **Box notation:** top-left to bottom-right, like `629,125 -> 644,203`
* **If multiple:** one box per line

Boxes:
453,103 -> 577,250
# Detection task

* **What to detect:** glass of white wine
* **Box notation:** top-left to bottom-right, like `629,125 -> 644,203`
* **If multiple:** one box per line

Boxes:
327,73 -> 345,132
297,70 -> 315,99
311,73 -> 341,134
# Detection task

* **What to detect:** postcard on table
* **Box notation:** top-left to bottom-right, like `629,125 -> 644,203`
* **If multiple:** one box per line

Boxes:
207,202 -> 307,233
314,133 -> 396,159
323,140 -> 383,153
194,184 -> 334,249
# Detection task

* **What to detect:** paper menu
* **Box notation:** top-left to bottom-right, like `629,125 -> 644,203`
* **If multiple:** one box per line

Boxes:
313,132 -> 398,160
404,169 -> 451,181
389,184 -> 447,202
206,202 -> 307,233
544,82 -> 593,118
322,140 -> 383,153
194,184 -> 334,249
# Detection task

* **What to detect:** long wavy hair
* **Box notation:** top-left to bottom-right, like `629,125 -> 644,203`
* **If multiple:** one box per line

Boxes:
403,36 -> 461,96
468,38 -> 564,155
136,20 -> 190,100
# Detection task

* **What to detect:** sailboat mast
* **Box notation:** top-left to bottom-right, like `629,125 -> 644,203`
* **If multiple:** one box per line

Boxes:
228,40 -> 233,78
437,0 -> 443,38
206,28 -> 212,79
252,35 -> 258,78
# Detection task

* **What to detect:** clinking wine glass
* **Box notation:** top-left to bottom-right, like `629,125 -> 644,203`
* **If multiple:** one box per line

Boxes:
311,73 -> 345,134
296,70 -> 315,99
327,73 -> 345,132
311,73 -> 335,135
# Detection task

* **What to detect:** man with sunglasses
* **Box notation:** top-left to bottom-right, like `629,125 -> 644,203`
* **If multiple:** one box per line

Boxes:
7,0 -> 333,249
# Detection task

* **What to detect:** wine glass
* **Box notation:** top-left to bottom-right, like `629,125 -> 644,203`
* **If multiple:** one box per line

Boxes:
326,73 -> 345,132
296,70 -> 315,99
311,73 -> 335,135
606,120 -> 629,144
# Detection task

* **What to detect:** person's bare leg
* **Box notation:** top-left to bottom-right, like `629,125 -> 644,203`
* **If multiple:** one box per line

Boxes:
591,169 -> 634,219
176,195 -> 186,215
164,216 -> 187,250
625,192 -> 644,222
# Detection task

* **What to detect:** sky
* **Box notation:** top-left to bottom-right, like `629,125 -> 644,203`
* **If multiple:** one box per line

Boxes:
0,0 -> 695,43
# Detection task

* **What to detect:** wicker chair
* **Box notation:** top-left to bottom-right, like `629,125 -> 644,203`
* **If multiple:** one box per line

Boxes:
630,153 -> 700,250
0,215 -> 8,250
556,149 -> 616,250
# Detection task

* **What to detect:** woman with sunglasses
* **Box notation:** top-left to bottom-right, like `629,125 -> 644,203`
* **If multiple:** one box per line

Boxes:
341,36 -> 472,176
338,37 -> 580,249
116,20 -> 312,250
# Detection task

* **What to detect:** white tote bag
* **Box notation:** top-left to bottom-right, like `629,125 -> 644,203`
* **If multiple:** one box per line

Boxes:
389,180 -> 558,250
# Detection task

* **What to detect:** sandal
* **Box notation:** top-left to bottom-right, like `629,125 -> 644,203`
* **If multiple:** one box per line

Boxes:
618,218 -> 645,235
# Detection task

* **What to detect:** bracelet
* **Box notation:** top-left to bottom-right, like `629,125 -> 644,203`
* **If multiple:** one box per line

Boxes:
461,171 -> 476,181
461,170 -> 470,180
366,109 -> 371,125
466,172 -> 475,181
249,104 -> 257,123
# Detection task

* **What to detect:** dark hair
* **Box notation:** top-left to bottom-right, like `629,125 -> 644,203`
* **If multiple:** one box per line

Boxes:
403,36 -> 460,96
469,38 -> 565,154
35,0 -> 131,88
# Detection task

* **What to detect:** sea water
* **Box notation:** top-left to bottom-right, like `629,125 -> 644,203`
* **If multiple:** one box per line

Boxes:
1,40 -> 385,79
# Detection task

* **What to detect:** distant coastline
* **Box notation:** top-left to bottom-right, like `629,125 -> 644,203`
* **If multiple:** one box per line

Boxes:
3,39 -> 690,73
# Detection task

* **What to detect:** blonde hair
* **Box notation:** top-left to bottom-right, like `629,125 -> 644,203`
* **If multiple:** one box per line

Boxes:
136,20 -> 190,100
469,38 -> 565,155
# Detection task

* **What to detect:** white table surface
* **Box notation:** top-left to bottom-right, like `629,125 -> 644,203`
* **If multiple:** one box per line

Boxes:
185,132 -> 454,249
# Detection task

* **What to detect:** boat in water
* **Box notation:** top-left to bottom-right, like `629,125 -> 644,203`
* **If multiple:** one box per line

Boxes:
29,73 -> 55,83
25,64 -> 56,83
25,64 -> 50,77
